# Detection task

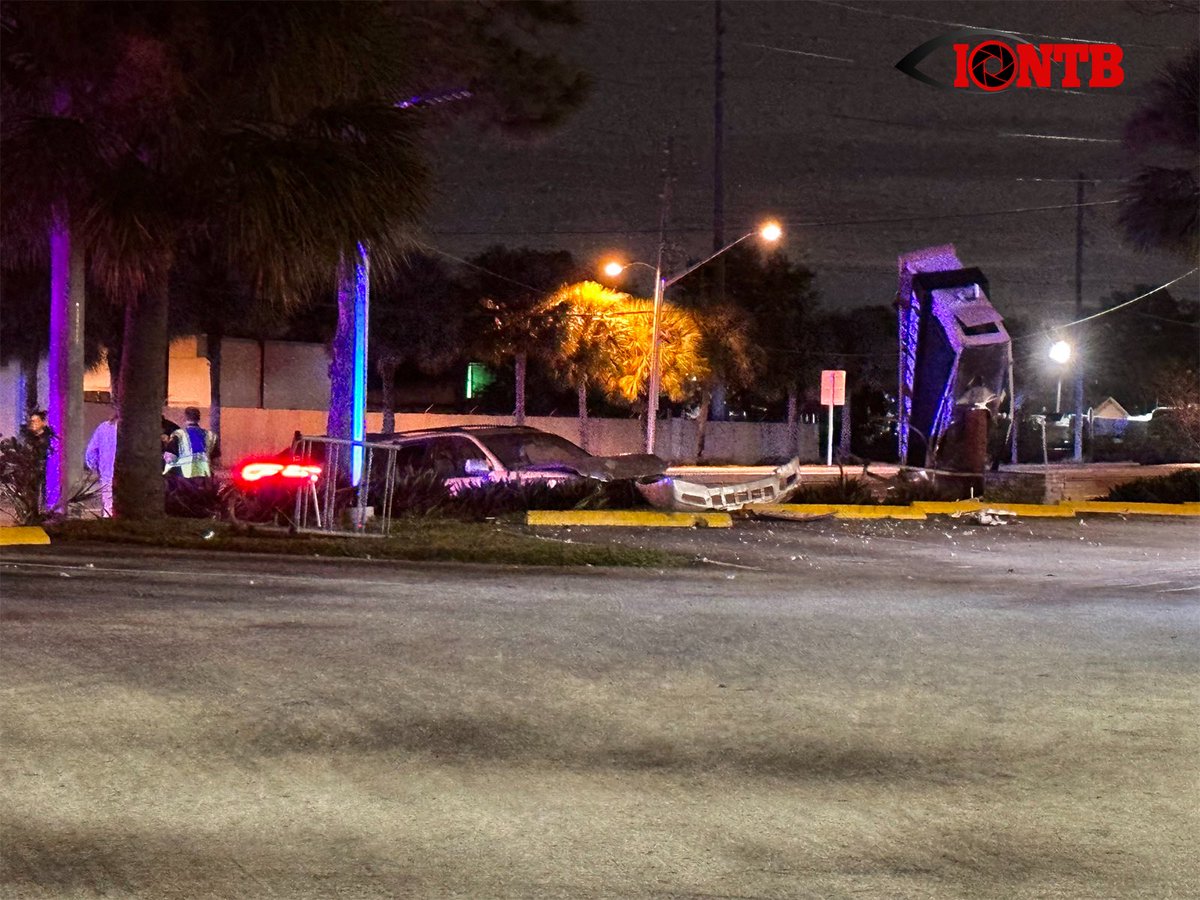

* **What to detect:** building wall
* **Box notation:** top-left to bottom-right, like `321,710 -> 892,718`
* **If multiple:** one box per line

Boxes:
76,336 -> 331,411
167,336 -> 211,407
0,355 -> 49,437
179,407 -> 820,467
262,341 -> 330,410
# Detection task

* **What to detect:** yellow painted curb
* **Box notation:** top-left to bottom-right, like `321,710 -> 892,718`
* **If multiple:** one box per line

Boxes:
525,510 -> 734,528
1073,501 -> 1200,516
0,526 -> 51,546
763,504 -> 927,520
912,501 -> 986,514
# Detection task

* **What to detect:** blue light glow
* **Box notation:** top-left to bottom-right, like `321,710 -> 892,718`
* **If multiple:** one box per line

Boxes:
897,291 -> 920,461
352,243 -> 369,486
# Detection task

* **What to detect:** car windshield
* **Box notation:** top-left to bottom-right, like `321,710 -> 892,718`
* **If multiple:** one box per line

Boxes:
482,431 -> 592,469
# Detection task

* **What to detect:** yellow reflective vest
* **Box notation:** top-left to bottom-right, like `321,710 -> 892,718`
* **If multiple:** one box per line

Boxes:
166,425 -> 216,477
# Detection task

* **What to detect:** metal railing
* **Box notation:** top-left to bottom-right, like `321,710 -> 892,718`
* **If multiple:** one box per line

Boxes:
290,435 -> 410,535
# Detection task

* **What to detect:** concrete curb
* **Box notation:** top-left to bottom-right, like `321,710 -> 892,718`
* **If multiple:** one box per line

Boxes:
759,504 -> 928,520
525,510 -> 733,528
1072,501 -> 1200,516
0,526 -> 51,546
528,501 -> 1199,527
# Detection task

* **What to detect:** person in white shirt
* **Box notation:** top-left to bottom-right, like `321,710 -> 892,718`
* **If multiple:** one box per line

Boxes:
84,412 -> 118,517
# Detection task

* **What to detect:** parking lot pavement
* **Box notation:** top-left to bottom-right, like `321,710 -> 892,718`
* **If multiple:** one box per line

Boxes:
538,514 -> 1200,585
1,519 -> 1197,899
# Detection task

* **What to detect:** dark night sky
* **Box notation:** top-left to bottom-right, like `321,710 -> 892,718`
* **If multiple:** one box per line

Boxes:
424,1 -> 1198,320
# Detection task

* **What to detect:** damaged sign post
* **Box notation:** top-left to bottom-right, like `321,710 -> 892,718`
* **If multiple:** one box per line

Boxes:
821,369 -> 846,466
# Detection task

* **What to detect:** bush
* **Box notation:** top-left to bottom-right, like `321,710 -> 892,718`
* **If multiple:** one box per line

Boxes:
1100,469 -> 1200,503
0,431 -> 96,524
790,468 -> 878,505
0,433 -> 48,524
382,470 -> 648,521
883,469 -> 973,504
1136,409 -> 1200,464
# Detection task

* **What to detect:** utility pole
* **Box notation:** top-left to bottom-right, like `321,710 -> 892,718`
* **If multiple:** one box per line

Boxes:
1073,174 -> 1085,462
645,137 -> 674,455
711,0 -> 729,419
713,0 -> 725,262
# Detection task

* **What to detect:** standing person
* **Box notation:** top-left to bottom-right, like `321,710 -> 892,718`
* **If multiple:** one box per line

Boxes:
20,410 -> 54,513
85,410 -> 119,517
21,410 -> 53,458
166,407 -> 217,479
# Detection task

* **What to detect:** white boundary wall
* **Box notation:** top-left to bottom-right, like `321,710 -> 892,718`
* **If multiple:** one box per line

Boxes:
150,406 -> 820,466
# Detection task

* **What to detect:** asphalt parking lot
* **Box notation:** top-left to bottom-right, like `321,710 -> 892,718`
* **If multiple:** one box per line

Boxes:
2,517 -> 1197,899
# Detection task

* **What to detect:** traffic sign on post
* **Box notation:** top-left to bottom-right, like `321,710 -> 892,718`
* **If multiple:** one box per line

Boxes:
820,370 -> 846,466
820,369 -> 846,407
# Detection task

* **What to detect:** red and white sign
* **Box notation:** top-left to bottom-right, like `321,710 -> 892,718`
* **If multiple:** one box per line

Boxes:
820,370 -> 846,407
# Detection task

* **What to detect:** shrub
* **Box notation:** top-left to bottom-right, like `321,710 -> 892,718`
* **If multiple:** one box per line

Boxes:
0,433 -> 49,524
883,469 -> 972,504
791,468 -> 878,505
1100,469 -> 1200,503
381,470 -> 647,521
0,431 -> 96,524
1142,409 -> 1200,463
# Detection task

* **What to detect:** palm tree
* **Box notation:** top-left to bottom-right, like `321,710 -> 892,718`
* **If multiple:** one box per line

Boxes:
1120,46 -> 1199,258
677,244 -> 819,454
547,280 -> 713,446
549,281 -> 637,448
2,2 -> 587,520
690,304 -> 760,460
464,247 -> 581,424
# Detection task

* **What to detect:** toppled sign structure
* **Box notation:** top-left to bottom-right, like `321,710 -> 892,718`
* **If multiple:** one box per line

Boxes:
896,245 -> 1014,470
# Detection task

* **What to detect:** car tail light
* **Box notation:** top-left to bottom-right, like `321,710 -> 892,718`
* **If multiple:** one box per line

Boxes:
237,459 -> 322,485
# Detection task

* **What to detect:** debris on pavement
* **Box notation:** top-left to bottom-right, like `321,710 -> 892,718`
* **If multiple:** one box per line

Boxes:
951,508 -> 1015,526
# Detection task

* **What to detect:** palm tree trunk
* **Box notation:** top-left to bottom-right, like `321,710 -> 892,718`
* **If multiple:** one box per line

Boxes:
514,352 -> 527,425
20,347 -> 39,413
379,359 -> 398,434
786,384 -> 799,456
693,390 -> 712,462
577,379 -> 588,450
838,392 -> 852,460
113,286 -> 169,521
327,257 -> 354,444
46,223 -> 85,512
206,327 -> 222,447
711,380 -> 727,420
105,340 -> 123,406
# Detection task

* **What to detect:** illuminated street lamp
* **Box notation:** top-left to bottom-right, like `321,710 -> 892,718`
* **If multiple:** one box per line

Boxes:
1049,339 -> 1071,412
604,219 -> 783,453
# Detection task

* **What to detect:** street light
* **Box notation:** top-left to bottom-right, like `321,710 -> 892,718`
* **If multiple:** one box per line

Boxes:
603,219 -> 783,453
1049,339 -> 1071,412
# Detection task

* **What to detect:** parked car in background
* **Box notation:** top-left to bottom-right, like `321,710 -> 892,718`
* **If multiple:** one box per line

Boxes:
366,425 -> 668,493
366,425 -> 803,511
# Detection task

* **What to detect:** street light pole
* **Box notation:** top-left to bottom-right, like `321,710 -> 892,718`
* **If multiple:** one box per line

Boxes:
645,271 -> 666,454
607,221 -> 782,456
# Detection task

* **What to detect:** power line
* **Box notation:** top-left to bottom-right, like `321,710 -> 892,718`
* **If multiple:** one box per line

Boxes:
782,198 -> 1125,230
735,40 -> 856,64
429,197 -> 1127,239
1059,269 -> 1200,328
1011,269 -> 1200,340
810,0 -> 1188,50
999,133 -> 1120,144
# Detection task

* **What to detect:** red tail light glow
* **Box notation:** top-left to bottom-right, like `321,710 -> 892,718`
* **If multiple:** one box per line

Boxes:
237,459 -> 322,484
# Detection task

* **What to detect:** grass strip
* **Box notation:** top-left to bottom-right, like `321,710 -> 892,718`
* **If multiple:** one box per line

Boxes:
45,518 -> 688,568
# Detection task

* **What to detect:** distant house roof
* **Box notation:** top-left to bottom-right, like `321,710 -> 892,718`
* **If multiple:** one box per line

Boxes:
1093,397 -> 1130,419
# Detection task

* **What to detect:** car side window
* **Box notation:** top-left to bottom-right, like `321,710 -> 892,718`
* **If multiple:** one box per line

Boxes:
393,442 -> 427,473
437,437 -> 488,477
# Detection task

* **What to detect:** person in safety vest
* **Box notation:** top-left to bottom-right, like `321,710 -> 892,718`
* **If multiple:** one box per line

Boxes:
165,407 -> 217,478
